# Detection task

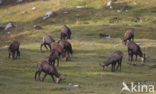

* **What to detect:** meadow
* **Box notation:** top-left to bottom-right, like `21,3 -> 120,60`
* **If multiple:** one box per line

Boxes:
0,0 -> 156,94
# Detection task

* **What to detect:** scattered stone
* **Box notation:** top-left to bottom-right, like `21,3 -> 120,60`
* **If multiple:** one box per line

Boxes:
63,11 -> 68,14
0,0 -> 2,5
125,10 -> 128,12
133,2 -> 137,5
117,9 -> 121,13
99,33 -> 111,38
106,35 -> 112,39
68,83 -> 72,86
73,85 -> 80,87
33,25 -> 42,29
21,11 -> 27,14
17,0 -> 23,3
76,6 -> 83,8
136,43 -> 142,46
43,12 -> 53,20
32,7 -> 36,10
7,32 -> 11,34
5,23 -> 15,30
106,0 -> 112,9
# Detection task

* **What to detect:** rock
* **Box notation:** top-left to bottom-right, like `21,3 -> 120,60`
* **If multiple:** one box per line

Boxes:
0,0 -> 2,4
106,35 -> 112,39
32,7 -> 36,10
136,43 -> 142,46
76,6 -> 83,8
17,0 -> 23,3
106,1 -> 112,9
63,11 -> 68,14
117,10 -> 121,13
73,85 -> 80,87
7,32 -> 11,34
5,23 -> 14,30
68,83 -> 72,86
0,25 -> 5,30
33,25 -> 42,29
43,12 -> 53,20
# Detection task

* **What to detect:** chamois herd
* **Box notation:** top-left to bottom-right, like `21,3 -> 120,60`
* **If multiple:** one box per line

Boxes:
8,25 -> 146,83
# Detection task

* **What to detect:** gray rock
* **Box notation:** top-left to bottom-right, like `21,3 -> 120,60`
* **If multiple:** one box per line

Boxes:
5,23 -> 14,30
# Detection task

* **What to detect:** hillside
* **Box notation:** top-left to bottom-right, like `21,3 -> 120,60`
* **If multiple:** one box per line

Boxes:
0,0 -> 156,94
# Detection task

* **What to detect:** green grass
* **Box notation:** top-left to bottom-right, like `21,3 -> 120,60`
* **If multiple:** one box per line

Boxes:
0,0 -> 156,94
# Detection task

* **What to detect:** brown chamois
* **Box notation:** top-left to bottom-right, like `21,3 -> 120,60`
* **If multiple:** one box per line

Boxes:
35,60 -> 62,83
40,35 -> 55,52
8,41 -> 20,59
127,41 -> 145,63
60,25 -> 71,40
48,49 -> 60,67
102,51 -> 123,72
121,30 -> 134,45
58,40 -> 73,60
50,42 -> 66,60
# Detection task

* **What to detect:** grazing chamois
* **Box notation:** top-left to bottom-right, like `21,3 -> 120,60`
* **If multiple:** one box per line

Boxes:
127,41 -> 145,63
35,60 -> 62,83
60,25 -> 71,40
58,40 -> 73,60
48,49 -> 60,67
40,35 -> 55,52
102,51 -> 123,72
50,42 -> 66,60
8,41 -> 20,59
121,30 -> 134,45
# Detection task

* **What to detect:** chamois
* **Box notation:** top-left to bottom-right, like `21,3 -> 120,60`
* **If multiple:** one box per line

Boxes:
8,41 -> 20,59
50,42 -> 66,60
102,51 -> 123,72
40,35 -> 55,52
60,25 -> 71,40
58,40 -> 73,60
122,30 -> 134,45
127,41 -> 145,63
48,49 -> 60,67
35,60 -> 62,83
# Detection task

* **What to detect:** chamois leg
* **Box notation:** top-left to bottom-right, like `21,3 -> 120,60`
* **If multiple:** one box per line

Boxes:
135,54 -> 137,61
38,71 -> 42,81
12,52 -> 15,59
44,43 -> 48,50
116,61 -> 120,71
51,75 -> 55,82
120,59 -> 122,71
9,53 -> 11,59
111,64 -> 113,72
35,70 -> 39,80
40,44 -> 43,52
42,73 -> 47,82
113,63 -> 116,72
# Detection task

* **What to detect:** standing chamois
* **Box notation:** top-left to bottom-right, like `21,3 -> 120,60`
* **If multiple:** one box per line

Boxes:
60,25 -> 71,40
121,30 -> 134,45
58,40 -> 73,60
50,42 -> 66,60
40,35 -> 55,52
8,41 -> 20,59
48,49 -> 60,67
102,51 -> 123,72
127,41 -> 145,63
35,60 -> 62,83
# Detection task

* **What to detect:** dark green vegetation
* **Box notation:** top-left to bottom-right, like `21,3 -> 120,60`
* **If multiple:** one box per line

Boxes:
0,0 -> 156,94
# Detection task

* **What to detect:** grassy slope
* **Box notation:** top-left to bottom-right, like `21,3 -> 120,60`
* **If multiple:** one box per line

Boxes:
0,0 -> 156,94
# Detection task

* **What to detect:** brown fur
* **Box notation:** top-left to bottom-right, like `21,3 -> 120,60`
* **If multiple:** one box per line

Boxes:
48,49 -> 60,67
35,60 -> 62,83
127,41 -> 145,62
50,42 -> 66,59
8,41 -> 20,59
58,40 -> 73,60
122,30 -> 134,45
